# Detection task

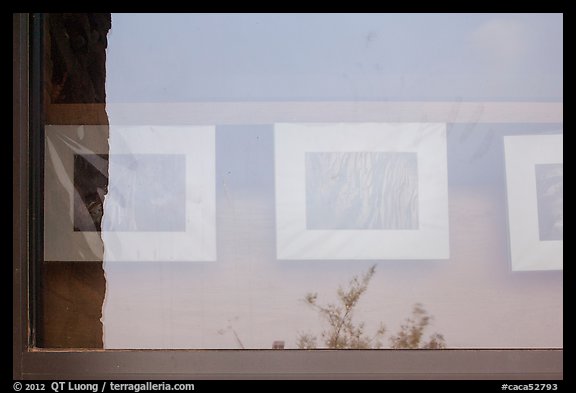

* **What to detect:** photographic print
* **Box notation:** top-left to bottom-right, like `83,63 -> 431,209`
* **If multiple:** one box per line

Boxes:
72,154 -> 186,233
535,163 -> 563,241
504,134 -> 563,271
103,154 -> 186,232
44,125 -> 216,262
305,152 -> 419,230
275,123 -> 449,260
73,154 -> 108,232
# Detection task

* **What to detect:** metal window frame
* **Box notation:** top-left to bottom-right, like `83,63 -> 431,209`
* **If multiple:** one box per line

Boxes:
13,13 -> 562,380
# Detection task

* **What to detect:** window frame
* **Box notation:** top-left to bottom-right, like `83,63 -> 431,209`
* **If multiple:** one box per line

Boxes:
13,12 -> 563,380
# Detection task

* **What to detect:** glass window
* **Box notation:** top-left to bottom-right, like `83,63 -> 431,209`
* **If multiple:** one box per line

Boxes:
38,13 -> 562,351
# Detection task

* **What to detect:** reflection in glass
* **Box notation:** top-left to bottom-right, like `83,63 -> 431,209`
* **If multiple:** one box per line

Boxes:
38,13 -> 563,350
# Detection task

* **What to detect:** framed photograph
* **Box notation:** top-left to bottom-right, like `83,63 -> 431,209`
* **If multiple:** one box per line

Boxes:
274,123 -> 449,260
504,134 -> 563,271
44,125 -> 216,262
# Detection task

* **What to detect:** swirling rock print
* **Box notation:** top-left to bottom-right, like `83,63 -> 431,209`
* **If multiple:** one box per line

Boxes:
306,152 -> 419,230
